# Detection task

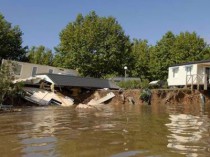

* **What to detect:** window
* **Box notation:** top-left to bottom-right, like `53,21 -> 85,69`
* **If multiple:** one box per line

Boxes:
186,66 -> 192,75
172,67 -> 179,78
32,67 -> 37,76
49,69 -> 53,74
14,64 -> 22,75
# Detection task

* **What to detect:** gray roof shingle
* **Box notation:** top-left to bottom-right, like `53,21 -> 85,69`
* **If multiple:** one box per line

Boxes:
37,73 -> 119,90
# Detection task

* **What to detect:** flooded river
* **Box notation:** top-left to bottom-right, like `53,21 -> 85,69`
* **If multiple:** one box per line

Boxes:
0,103 -> 210,157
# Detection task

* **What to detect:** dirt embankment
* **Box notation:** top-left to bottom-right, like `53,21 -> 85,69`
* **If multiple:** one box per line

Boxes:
6,88 -> 209,107
82,89 -> 208,106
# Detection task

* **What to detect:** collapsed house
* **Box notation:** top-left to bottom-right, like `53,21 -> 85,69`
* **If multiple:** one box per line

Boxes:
2,60 -> 119,106
13,73 -> 119,106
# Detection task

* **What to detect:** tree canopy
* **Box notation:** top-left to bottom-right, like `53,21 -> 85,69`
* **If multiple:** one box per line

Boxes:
0,13 -> 27,62
0,61 -> 22,105
131,39 -> 151,79
146,31 -> 210,80
54,11 -> 210,80
172,32 -> 209,63
28,46 -> 53,65
149,31 -> 176,80
54,11 -> 133,78
1,11 -> 209,82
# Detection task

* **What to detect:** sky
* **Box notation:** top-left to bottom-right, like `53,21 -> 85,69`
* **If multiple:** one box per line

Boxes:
0,0 -> 210,51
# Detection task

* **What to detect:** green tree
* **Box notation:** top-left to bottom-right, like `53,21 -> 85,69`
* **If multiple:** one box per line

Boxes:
204,46 -> 210,59
0,13 -> 27,62
0,62 -> 22,106
150,31 -> 176,80
150,31 -> 210,80
173,31 -> 209,63
131,39 -> 151,79
28,46 -> 53,65
54,11 -> 133,78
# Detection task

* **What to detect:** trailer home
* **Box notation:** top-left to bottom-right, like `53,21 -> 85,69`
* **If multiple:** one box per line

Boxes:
167,60 -> 210,90
2,59 -> 79,79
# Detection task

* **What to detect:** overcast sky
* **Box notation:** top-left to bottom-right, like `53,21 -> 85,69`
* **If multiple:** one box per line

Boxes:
1,0 -> 210,51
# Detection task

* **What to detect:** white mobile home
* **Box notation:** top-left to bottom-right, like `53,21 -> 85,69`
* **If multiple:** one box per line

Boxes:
2,59 -> 79,79
168,60 -> 210,90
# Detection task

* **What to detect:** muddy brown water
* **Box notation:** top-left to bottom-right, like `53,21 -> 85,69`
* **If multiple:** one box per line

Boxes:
0,103 -> 210,157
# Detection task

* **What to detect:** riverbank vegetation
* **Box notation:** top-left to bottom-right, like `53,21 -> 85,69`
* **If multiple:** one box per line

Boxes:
0,62 -> 23,107
1,11 -> 210,83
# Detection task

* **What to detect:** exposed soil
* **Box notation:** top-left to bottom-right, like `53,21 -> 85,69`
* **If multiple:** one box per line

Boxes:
79,88 -> 207,106
3,88 -> 208,107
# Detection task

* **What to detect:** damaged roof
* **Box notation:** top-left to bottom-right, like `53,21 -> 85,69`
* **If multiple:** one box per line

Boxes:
36,73 -> 120,90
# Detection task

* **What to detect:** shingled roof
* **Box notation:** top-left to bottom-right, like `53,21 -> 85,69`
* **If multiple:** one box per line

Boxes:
36,73 -> 120,90
170,60 -> 210,67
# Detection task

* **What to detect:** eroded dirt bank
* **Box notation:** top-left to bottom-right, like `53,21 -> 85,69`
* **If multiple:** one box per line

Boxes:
5,88 -> 210,108
81,89 -> 209,106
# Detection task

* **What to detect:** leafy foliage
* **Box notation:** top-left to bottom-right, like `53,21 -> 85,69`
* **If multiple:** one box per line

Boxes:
131,39 -> 151,80
140,79 -> 150,89
117,79 -> 150,89
148,31 -> 210,80
140,88 -> 152,104
28,46 -> 54,65
117,80 -> 141,89
149,31 -> 176,80
54,11 -> 133,78
0,62 -> 22,105
172,32 -> 209,63
1,11 -> 209,84
0,13 -> 27,62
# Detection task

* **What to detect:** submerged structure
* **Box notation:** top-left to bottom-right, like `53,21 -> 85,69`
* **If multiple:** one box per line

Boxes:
3,59 -> 119,106
23,87 -> 74,106
13,74 -> 119,106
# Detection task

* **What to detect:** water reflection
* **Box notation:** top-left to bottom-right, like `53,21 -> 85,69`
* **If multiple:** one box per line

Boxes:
166,113 -> 210,157
0,103 -> 210,156
110,150 -> 148,157
20,107 -> 58,157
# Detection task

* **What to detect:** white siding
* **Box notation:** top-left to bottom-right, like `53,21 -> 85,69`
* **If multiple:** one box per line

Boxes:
197,65 -> 210,84
168,64 -> 198,86
197,65 -> 205,75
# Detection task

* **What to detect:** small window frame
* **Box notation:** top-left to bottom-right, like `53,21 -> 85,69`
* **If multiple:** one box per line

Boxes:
172,67 -> 179,78
14,64 -> 22,76
49,69 -> 53,74
32,67 -> 38,77
185,65 -> 193,75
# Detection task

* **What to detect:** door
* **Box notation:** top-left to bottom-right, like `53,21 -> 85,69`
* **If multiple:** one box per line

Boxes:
205,67 -> 210,84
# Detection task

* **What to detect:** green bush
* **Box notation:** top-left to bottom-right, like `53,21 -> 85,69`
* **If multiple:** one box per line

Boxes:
140,88 -> 152,104
117,80 -> 141,89
140,79 -> 150,89
117,79 -> 151,89
0,62 -> 23,105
